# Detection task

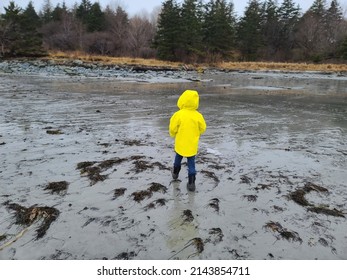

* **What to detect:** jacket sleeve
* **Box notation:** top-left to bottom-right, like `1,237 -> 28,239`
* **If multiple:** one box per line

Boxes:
169,112 -> 179,138
199,113 -> 206,135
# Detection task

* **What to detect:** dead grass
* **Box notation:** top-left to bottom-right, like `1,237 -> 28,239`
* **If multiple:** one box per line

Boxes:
47,51 -> 347,73
218,61 -> 347,72
48,51 -> 183,68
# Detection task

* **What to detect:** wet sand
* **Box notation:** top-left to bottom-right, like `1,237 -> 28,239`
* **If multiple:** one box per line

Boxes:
1,68 -> 347,260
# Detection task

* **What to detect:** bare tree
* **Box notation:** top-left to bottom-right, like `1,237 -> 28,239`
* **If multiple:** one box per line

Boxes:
105,5 -> 130,56
295,12 -> 323,58
0,20 -> 12,56
128,15 -> 156,57
40,10 -> 83,51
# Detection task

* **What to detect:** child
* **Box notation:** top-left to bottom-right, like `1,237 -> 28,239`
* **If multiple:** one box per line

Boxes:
169,90 -> 206,191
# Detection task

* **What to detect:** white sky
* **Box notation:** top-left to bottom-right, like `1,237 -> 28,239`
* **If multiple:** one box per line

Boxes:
1,0 -> 347,17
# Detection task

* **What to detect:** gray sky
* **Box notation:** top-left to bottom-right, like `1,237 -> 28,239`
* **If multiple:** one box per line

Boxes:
1,0 -> 347,17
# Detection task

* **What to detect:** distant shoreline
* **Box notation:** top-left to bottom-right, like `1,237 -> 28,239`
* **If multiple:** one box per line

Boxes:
2,51 -> 347,74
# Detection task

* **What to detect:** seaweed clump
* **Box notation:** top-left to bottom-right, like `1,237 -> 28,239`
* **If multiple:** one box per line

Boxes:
0,235 -> 6,242
242,195 -> 258,202
131,190 -> 153,202
290,182 -> 329,206
115,251 -> 137,260
264,221 -> 302,243
182,209 -> 194,223
113,188 -> 127,199
143,199 -> 168,211
4,202 -> 60,239
308,206 -> 345,218
289,182 -> 344,217
132,160 -> 169,173
77,157 -> 126,185
46,129 -> 63,135
201,170 -> 220,186
206,198 -> 220,213
169,237 -> 204,259
207,228 -> 224,244
44,181 -> 69,195
131,182 -> 167,203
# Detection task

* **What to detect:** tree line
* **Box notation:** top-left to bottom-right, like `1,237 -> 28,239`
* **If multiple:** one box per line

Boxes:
1,0 -> 347,62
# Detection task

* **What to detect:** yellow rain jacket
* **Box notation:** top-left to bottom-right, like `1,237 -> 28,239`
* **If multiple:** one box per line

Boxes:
169,90 -> 206,157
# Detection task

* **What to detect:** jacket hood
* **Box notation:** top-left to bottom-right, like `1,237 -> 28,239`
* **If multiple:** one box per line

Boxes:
177,90 -> 199,110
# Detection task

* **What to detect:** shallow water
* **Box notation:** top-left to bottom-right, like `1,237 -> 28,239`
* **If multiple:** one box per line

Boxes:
1,70 -> 347,260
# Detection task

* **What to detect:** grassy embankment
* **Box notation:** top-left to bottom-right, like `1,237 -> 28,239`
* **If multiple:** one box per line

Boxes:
48,51 -> 347,73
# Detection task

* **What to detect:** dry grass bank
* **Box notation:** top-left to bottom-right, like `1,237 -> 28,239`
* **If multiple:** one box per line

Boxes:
218,61 -> 347,73
48,51 -> 347,73
48,51 -> 182,68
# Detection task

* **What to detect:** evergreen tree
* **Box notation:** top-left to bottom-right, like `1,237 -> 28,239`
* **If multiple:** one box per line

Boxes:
76,0 -> 92,20
76,0 -> 105,32
23,1 -> 41,28
1,3 -> 19,56
326,0 -> 343,21
1,1 -> 45,57
339,36 -> 347,60
278,0 -> 300,58
41,0 -> 53,23
237,0 -> 263,60
20,1 -> 46,56
52,2 -> 68,22
88,3 -> 106,32
180,0 -> 204,61
153,0 -> 182,61
1,2 -> 22,56
260,0 -> 281,59
203,0 -> 236,60
325,0 -> 345,58
309,0 -> 327,18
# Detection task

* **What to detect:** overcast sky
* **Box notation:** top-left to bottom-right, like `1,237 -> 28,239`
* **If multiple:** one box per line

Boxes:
1,0 -> 347,17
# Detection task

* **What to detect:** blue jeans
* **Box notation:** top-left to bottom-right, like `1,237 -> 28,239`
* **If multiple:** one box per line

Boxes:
174,153 -> 196,176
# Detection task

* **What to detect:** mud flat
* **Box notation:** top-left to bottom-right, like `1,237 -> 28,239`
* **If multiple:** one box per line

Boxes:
0,62 -> 347,260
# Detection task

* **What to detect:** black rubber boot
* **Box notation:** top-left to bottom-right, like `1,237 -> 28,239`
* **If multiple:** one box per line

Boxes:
172,166 -> 181,180
187,175 -> 196,192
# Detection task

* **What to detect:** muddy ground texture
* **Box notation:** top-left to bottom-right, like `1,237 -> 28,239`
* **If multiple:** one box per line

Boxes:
0,60 -> 347,260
